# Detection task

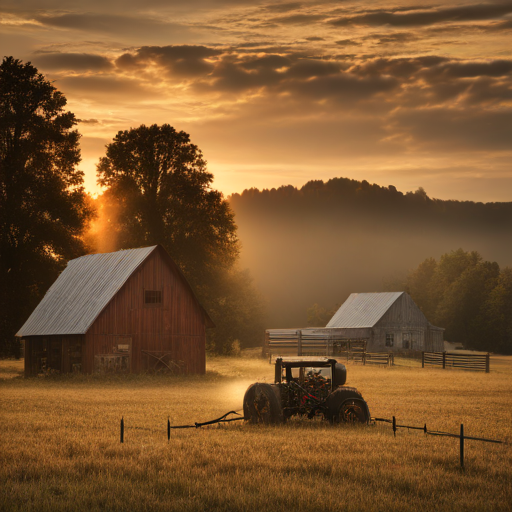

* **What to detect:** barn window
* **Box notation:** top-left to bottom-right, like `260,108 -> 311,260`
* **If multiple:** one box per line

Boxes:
385,334 -> 394,347
144,290 -> 162,306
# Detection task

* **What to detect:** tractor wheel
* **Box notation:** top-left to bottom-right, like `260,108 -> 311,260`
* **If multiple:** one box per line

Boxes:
243,383 -> 283,424
326,387 -> 369,424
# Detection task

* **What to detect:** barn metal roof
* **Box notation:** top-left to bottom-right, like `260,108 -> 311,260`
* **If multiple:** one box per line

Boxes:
326,292 -> 404,328
17,246 -> 158,336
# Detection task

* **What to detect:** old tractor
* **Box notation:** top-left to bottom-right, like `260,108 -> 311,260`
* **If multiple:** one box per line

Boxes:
243,357 -> 370,424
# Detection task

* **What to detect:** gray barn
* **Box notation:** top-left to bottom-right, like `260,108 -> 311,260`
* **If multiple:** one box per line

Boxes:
325,292 -> 444,352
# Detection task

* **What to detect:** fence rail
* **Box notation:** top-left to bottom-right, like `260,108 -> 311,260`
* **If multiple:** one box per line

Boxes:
362,352 -> 394,366
266,329 -> 366,359
422,351 -> 490,372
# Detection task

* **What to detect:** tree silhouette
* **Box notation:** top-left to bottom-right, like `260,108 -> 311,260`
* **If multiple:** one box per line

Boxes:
0,57 -> 93,357
97,124 -> 264,352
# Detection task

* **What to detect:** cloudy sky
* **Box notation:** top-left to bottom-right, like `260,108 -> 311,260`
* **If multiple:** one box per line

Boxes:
2,0 -> 511,201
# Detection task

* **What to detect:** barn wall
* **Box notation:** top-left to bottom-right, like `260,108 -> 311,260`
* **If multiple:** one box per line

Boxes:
84,248 -> 206,374
373,294 -> 436,351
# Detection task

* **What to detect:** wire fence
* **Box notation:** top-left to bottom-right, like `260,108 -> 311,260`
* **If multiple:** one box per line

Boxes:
118,410 -> 507,469
372,416 -> 505,468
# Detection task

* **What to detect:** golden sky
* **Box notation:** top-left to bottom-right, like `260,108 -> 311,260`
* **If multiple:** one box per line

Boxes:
2,0 -> 511,201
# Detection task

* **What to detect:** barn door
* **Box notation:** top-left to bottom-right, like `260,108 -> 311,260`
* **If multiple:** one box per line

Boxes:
402,332 -> 411,349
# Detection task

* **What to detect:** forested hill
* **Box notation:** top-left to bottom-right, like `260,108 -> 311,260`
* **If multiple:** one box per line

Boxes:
229,178 -> 512,328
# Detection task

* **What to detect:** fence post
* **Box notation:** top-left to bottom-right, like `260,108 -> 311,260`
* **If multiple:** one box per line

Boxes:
120,417 -> 124,443
393,416 -> 396,437
442,351 -> 446,369
363,352 -> 366,366
422,351 -> 425,368
167,417 -> 171,442
486,353 -> 490,373
297,330 -> 302,356
460,424 -> 464,469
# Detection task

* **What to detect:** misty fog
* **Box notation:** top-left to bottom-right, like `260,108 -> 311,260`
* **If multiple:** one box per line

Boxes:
229,180 -> 512,328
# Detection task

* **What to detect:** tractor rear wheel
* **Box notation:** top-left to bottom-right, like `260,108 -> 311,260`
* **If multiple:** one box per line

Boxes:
326,387 -> 369,424
243,383 -> 283,424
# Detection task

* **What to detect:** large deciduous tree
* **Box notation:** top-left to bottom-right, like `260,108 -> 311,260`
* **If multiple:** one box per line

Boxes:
0,57 -> 93,357
97,124 -> 264,353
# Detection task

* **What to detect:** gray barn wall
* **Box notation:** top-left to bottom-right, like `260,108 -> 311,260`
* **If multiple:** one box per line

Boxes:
372,293 -> 430,351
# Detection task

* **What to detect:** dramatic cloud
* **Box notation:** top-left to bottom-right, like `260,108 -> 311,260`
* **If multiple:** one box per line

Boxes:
32,52 -> 113,72
335,39 -> 362,46
32,12 -> 201,45
367,32 -> 418,44
421,59 -> 512,79
263,3 -> 304,13
58,74 -> 149,101
270,13 -> 327,24
330,3 -> 512,28
116,45 -> 221,78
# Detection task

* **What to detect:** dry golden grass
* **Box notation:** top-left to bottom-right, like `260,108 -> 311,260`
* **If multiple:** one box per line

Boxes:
1,354 -> 511,511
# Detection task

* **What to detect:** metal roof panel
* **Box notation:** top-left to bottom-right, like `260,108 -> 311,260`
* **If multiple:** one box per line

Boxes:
326,292 -> 404,328
17,246 -> 157,336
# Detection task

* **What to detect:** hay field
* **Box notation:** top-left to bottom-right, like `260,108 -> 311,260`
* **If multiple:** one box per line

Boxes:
1,355 -> 511,512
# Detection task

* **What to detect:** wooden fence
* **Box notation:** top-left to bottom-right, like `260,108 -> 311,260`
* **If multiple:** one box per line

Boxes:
360,352 -> 394,367
422,351 -> 490,372
266,329 -> 366,359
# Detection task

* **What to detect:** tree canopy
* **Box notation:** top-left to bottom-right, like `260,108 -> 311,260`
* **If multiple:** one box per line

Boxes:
96,124 -> 264,353
385,249 -> 512,354
0,57 -> 93,356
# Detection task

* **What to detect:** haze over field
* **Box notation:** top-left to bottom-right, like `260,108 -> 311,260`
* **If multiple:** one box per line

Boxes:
230,180 -> 512,327
2,0 -> 511,201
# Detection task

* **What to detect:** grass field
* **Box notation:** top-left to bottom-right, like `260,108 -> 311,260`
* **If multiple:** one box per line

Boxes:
1,353 -> 511,511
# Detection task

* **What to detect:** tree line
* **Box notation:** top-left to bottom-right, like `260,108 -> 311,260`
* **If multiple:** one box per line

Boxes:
0,57 -> 264,357
386,249 -> 512,354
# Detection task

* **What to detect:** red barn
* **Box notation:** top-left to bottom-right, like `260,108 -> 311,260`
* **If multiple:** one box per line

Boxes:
17,245 -> 213,376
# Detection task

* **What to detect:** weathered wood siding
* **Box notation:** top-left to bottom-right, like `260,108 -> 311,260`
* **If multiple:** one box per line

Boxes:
84,248 -> 206,374
370,293 -> 429,351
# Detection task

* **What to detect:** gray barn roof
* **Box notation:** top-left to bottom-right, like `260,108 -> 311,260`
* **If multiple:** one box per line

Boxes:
326,292 -> 404,328
17,246 -> 158,337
